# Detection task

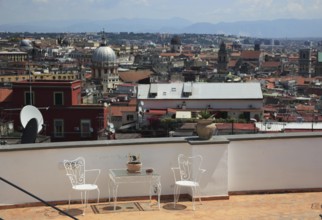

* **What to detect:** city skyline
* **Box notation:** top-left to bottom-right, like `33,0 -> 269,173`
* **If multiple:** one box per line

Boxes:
1,0 -> 322,25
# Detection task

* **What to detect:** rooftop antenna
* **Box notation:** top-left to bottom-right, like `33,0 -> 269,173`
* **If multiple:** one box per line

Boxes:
28,54 -> 32,105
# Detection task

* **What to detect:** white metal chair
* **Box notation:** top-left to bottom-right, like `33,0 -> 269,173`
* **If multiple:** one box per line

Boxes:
63,157 -> 101,215
171,154 -> 206,210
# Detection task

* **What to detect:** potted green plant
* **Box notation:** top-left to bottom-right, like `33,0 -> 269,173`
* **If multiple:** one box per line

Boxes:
127,153 -> 142,173
196,109 -> 217,140
197,109 -> 214,120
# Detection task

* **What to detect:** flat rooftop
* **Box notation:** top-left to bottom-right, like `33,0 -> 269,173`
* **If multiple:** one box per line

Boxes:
1,192 -> 322,219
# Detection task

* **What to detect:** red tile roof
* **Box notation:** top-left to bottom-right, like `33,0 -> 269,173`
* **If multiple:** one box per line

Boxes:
262,61 -> 281,68
160,53 -> 180,57
230,52 -> 241,58
295,104 -> 315,112
128,99 -> 137,106
216,123 -> 257,130
241,51 -> 261,59
0,88 -> 12,102
148,109 -> 167,115
119,70 -> 151,83
110,106 -> 136,117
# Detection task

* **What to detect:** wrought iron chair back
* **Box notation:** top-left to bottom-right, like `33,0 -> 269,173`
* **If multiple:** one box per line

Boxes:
64,157 -> 86,187
63,156 -> 100,215
178,154 -> 203,183
172,154 -> 206,210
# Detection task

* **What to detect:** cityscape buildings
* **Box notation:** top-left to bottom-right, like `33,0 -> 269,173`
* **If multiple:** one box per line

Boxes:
0,30 -> 321,143
1,12 -> 322,219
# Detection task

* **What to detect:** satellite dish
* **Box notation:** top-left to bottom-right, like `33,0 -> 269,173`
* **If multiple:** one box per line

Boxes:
20,105 -> 44,133
21,118 -> 38,144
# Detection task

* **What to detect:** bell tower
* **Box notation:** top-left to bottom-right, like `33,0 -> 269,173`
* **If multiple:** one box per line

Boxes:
217,41 -> 229,74
299,48 -> 312,76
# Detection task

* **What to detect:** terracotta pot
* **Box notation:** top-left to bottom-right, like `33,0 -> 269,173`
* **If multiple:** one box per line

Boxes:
196,119 -> 217,140
127,162 -> 142,173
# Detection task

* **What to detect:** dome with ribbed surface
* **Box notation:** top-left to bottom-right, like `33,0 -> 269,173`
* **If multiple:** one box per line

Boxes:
20,39 -> 33,51
92,46 -> 116,63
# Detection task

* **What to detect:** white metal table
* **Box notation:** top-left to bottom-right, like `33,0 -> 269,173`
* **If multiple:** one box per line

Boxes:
108,168 -> 162,210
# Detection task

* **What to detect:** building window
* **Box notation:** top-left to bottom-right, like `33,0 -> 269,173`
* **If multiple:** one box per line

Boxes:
54,92 -> 64,105
80,119 -> 91,138
54,119 -> 64,137
127,115 -> 134,121
24,91 -> 34,105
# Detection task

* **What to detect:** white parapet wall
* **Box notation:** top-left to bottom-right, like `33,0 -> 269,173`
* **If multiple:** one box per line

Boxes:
0,137 -> 229,206
2,132 -> 322,206
228,133 -> 322,192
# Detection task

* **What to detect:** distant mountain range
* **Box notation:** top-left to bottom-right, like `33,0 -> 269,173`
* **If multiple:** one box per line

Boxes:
1,17 -> 321,38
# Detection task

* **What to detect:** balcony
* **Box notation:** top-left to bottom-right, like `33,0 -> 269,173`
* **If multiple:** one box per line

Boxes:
1,132 -> 322,219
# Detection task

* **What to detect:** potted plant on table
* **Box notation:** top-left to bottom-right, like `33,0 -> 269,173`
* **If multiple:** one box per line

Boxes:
127,153 -> 142,173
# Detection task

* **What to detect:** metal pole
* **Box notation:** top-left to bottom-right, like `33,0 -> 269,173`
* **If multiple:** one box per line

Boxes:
28,55 -> 32,105
312,113 -> 314,132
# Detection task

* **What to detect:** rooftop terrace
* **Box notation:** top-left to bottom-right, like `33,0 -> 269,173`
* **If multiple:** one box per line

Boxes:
1,132 -> 322,219
1,192 -> 322,219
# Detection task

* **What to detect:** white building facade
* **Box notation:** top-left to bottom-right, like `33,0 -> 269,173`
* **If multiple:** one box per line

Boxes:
137,82 -> 263,121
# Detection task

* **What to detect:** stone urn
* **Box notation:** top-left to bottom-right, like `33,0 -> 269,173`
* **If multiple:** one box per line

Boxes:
196,119 -> 217,140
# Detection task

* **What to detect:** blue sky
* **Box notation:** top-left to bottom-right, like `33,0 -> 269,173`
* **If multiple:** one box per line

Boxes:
1,0 -> 322,25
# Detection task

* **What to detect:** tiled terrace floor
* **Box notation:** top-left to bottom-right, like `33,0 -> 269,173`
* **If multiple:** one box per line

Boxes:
1,192 -> 322,220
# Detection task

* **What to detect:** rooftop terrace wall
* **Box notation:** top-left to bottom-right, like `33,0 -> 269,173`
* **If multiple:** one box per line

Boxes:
1,132 -> 322,206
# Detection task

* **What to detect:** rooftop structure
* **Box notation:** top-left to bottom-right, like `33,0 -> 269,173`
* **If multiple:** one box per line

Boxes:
1,132 -> 322,219
138,82 -> 262,100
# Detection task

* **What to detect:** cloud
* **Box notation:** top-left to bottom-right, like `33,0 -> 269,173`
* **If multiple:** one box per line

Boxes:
32,0 -> 48,3
1,0 -> 322,26
129,0 -> 150,6
286,1 -> 304,13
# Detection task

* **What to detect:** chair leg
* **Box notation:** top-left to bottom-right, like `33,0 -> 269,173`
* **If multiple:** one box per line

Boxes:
68,193 -> 71,211
191,187 -> 196,210
174,185 -> 180,208
83,191 -> 87,215
97,188 -> 100,204
191,186 -> 202,210
197,186 -> 202,204
80,192 -> 83,205
85,191 -> 88,207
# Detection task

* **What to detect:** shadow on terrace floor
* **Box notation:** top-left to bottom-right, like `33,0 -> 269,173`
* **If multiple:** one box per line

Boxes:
1,192 -> 322,220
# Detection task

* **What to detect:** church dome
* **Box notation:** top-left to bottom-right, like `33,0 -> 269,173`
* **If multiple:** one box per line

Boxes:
171,35 -> 181,45
92,46 -> 117,63
20,39 -> 33,48
62,38 -> 71,46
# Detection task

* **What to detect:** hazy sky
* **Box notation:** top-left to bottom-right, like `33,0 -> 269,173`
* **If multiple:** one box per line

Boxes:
1,0 -> 322,25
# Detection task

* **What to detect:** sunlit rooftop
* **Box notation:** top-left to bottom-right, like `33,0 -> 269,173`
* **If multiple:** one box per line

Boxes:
2,132 -> 322,219
1,192 -> 322,219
